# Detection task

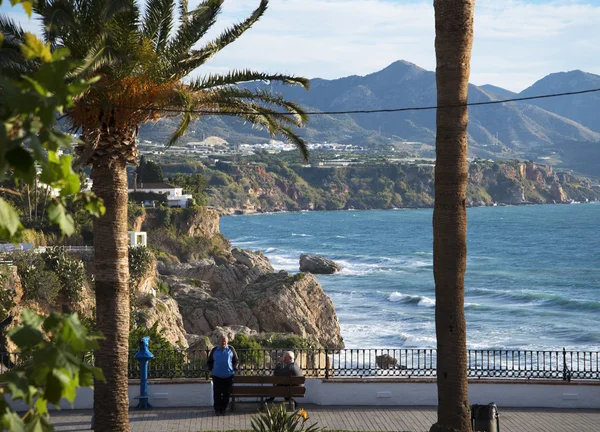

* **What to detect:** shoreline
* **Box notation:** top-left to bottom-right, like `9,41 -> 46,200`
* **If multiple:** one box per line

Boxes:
218,199 -> 599,217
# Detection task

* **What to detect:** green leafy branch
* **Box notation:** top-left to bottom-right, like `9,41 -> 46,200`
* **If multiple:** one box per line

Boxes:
0,310 -> 104,431
1,2 -> 104,241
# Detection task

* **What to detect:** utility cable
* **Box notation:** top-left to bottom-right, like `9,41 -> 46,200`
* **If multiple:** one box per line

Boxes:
78,87 -> 600,116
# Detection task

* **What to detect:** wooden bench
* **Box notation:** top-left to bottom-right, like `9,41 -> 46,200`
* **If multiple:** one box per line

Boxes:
230,375 -> 306,411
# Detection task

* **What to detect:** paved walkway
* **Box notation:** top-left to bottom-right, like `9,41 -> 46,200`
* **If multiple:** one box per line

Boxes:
50,404 -> 599,431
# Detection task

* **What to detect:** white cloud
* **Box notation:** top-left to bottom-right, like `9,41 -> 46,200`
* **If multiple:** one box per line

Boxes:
3,0 -> 600,92
192,0 -> 600,92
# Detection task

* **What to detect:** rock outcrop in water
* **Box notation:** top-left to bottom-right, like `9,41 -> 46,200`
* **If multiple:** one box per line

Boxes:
299,254 -> 341,275
160,247 -> 344,348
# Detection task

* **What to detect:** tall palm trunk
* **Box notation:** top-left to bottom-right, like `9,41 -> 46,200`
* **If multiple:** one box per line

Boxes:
430,1 -> 475,432
91,157 -> 131,432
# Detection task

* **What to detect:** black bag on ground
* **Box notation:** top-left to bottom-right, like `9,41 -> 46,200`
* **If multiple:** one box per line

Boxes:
471,403 -> 500,432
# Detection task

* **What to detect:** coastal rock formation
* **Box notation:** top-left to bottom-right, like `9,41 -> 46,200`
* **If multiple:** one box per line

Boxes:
376,354 -> 398,369
551,182 -> 569,203
299,254 -> 341,274
136,295 -> 188,348
245,272 -> 343,348
162,249 -> 344,349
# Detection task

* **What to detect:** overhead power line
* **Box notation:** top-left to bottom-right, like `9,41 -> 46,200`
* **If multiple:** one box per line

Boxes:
80,87 -> 600,116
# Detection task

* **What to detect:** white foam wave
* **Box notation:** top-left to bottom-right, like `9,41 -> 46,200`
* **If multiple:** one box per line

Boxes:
388,292 -> 436,308
292,233 -> 312,237
266,253 -> 299,272
418,297 -> 436,307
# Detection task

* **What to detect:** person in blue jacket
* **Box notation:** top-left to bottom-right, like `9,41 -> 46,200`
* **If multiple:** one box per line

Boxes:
207,334 -> 238,415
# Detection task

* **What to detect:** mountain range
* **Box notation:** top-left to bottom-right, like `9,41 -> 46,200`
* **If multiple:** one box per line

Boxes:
139,61 -> 600,176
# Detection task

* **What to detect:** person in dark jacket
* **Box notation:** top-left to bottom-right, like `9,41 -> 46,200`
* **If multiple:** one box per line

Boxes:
266,351 -> 303,408
207,335 -> 238,415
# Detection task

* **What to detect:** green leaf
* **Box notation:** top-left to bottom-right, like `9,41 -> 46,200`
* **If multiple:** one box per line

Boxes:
24,414 -> 45,432
20,310 -> 45,330
4,372 -> 30,401
9,324 -> 43,349
0,198 -> 23,240
21,33 -> 52,62
33,397 -> 48,416
43,372 -> 62,405
2,408 -> 25,432
47,202 -> 75,236
6,147 -> 36,184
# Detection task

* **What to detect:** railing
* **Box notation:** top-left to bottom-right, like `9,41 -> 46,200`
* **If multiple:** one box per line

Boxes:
35,246 -> 94,253
2,348 -> 598,381
125,348 -> 599,381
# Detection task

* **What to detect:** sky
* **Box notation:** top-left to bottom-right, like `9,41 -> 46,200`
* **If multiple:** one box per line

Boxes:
2,0 -> 600,92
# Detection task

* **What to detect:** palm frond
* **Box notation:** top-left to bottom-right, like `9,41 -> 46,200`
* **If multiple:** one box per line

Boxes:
189,69 -> 309,90
188,92 -> 309,160
180,0 -> 268,74
104,0 -> 136,22
167,89 -> 194,146
70,33 -> 113,78
199,87 -> 309,126
0,15 -> 37,80
35,0 -> 77,48
179,0 -> 189,26
275,126 -> 309,161
164,0 -> 222,79
142,0 -> 175,54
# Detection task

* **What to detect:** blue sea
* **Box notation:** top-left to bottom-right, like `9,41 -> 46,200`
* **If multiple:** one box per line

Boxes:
220,204 -> 600,351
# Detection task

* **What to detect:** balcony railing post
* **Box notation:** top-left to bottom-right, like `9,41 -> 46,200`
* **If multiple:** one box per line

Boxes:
325,348 -> 329,379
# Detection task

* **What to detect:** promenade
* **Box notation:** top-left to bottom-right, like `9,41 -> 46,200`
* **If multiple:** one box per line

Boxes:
50,404 -> 600,431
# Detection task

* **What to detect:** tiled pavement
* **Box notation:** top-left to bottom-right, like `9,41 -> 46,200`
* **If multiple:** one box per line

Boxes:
50,404 -> 600,431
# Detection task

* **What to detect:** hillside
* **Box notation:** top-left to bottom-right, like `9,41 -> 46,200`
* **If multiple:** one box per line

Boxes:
518,70 -> 600,133
139,61 -> 600,175
163,157 -> 600,213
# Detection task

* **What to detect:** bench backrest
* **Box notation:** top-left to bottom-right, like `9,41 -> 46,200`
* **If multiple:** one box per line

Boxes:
233,376 -> 305,385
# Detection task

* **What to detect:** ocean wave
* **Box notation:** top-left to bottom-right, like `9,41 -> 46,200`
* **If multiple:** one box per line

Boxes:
292,233 -> 312,237
267,254 -> 299,271
388,292 -> 436,308
469,288 -> 600,311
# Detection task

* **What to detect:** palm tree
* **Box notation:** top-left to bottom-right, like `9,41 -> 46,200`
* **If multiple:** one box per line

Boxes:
2,1 -> 309,430
430,1 -> 475,431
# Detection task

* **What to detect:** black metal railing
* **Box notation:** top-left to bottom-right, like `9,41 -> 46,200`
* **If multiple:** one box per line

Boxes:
126,347 -> 599,381
1,348 -> 598,381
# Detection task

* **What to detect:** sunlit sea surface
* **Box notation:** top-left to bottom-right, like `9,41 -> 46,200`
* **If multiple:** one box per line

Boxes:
220,204 -> 600,350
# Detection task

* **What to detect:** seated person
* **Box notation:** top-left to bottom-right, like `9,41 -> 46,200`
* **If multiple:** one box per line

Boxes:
265,351 -> 303,407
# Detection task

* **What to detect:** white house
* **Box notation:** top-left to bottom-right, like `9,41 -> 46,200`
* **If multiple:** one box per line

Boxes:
128,182 -> 193,208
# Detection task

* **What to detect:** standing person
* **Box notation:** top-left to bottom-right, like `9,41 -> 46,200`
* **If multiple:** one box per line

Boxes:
207,335 -> 238,416
266,351 -> 303,408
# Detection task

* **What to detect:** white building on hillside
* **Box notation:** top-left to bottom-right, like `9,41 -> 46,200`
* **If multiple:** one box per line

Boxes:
128,182 -> 193,208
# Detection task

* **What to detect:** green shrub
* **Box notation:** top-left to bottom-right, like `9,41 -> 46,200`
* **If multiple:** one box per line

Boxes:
42,248 -> 86,303
0,265 -> 16,322
129,322 -> 187,378
155,207 -> 172,227
156,281 -> 170,295
129,246 -> 153,288
9,252 -> 61,304
148,228 -> 213,262
231,334 -> 265,366
264,335 -> 314,350
127,203 -> 146,230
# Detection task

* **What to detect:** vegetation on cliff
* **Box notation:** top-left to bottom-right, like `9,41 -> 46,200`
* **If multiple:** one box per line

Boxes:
158,155 -> 599,213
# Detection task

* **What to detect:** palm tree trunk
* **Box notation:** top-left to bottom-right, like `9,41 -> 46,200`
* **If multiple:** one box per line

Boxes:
92,159 -> 131,432
430,1 -> 475,432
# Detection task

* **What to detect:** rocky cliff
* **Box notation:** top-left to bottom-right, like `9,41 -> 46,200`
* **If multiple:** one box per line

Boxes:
197,157 -> 599,213
159,247 -> 343,349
